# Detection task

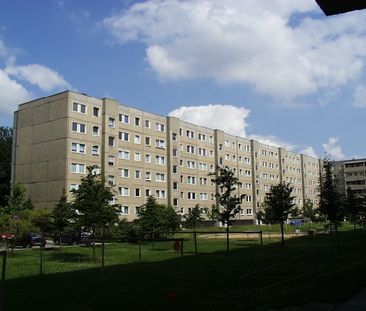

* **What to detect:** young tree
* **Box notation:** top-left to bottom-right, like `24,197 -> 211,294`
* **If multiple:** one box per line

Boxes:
184,204 -> 204,231
318,158 -> 344,249
263,182 -> 296,247
302,199 -> 318,223
0,127 -> 12,208
205,204 -> 220,225
210,166 -> 245,255
3,182 -> 29,215
345,187 -> 362,231
52,190 -> 76,246
71,167 -> 119,261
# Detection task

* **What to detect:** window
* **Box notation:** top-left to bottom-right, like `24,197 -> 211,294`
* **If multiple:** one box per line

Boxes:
172,148 -> 178,157
72,102 -> 86,114
145,171 -> 151,181
92,145 -> 99,156
173,165 -> 178,173
155,156 -> 165,165
200,193 -> 208,200
244,145 -> 250,152
209,136 -> 214,143
186,145 -> 195,154
91,165 -> 100,175
119,131 -> 129,141
244,157 -> 251,164
186,130 -> 195,139
173,182 -> 178,190
118,150 -> 130,160
188,192 -> 196,200
245,170 -> 251,176
145,136 -> 151,146
134,152 -> 141,161
119,114 -> 129,124
225,140 -> 230,147
72,122 -> 86,134
225,154 -> 230,161
155,139 -> 165,149
119,187 -> 129,196
135,117 -> 140,126
172,133 -> 177,141
156,173 -> 165,182
145,120 -> 150,128
108,136 -> 115,147
145,154 -> 151,163
134,135 -> 141,144
173,199 -> 178,206
156,190 -> 166,198
246,208 -> 253,215
187,161 -> 196,169
70,184 -> 79,191
108,155 -> 115,166
93,107 -> 99,117
135,206 -> 141,215
246,195 -> 252,202
92,126 -> 99,136
145,189 -> 151,197
199,148 -> 206,156
120,206 -> 129,215
120,168 -> 129,178
71,142 -> 85,154
109,117 -> 115,128
245,183 -> 252,189
200,178 -> 207,185
135,170 -> 141,179
155,122 -> 165,132
198,133 -> 206,141
71,163 -> 85,174
187,176 -> 196,184
199,163 -> 207,171
108,175 -> 115,186
135,188 -> 141,197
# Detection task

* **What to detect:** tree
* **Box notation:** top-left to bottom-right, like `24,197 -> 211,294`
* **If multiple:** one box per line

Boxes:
210,166 -> 245,255
302,199 -> 318,223
0,127 -> 12,208
205,204 -> 220,225
318,158 -> 344,249
345,187 -> 362,231
52,190 -> 76,246
71,167 -> 119,261
137,196 -> 180,239
2,182 -> 30,215
263,182 -> 296,247
184,204 -> 204,230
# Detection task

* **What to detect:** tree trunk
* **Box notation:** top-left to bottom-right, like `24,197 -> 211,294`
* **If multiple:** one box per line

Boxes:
335,223 -> 340,251
280,222 -> 284,248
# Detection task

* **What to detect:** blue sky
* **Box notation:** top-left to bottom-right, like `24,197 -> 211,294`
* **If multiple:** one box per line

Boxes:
0,0 -> 365,160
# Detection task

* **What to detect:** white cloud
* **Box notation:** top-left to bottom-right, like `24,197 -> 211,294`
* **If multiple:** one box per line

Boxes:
353,85 -> 366,108
0,39 -> 7,57
322,137 -> 345,160
5,64 -> 70,92
248,134 -> 296,151
103,0 -> 366,101
300,146 -> 318,158
0,69 -> 32,115
169,104 -> 250,137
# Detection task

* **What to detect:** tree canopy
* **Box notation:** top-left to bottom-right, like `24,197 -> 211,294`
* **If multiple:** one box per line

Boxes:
0,126 -> 12,208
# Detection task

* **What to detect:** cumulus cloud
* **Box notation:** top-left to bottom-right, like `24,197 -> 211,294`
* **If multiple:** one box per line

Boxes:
300,146 -> 318,158
0,70 -> 32,115
169,104 -> 250,137
248,134 -> 296,151
322,137 -> 345,160
5,64 -> 70,92
353,85 -> 366,108
103,0 -> 366,100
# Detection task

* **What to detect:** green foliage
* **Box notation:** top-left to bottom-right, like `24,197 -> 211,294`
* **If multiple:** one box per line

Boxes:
71,166 -> 119,233
29,208 -> 52,233
2,182 -> 32,215
137,196 -> 180,238
51,189 -> 75,235
210,166 -> 245,226
318,159 -> 345,228
302,199 -> 319,223
184,204 -> 204,229
0,126 -> 12,208
205,204 -> 221,224
344,187 -> 365,229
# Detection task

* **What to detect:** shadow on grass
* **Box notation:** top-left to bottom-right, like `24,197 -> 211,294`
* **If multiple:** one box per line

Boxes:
3,230 -> 366,311
48,251 -> 91,263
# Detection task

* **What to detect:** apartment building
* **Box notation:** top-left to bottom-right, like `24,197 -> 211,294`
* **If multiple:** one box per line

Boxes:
12,91 -> 321,223
332,159 -> 366,197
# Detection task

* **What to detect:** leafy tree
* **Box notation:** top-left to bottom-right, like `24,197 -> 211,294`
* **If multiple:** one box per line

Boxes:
71,166 -> 119,261
184,204 -> 204,230
210,166 -> 245,255
2,182 -> 31,215
52,190 -> 76,246
318,158 -> 345,249
137,196 -> 180,239
345,187 -> 363,231
302,199 -> 318,223
0,127 -> 12,208
29,208 -> 52,233
263,182 -> 296,247
205,204 -> 220,225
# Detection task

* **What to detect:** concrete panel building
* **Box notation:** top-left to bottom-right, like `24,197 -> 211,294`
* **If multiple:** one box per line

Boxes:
12,91 -> 321,223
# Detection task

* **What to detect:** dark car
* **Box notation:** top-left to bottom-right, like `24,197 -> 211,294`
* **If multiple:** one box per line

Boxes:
15,233 -> 46,248
53,231 -> 92,245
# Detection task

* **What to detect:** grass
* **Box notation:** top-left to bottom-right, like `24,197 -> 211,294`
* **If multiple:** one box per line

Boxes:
2,227 -> 366,311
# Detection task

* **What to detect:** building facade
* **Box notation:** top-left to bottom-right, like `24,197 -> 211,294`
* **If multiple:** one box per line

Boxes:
12,91 -> 321,223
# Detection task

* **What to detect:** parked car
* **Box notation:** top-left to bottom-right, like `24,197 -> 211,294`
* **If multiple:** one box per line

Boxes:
53,231 -> 92,245
15,233 -> 46,248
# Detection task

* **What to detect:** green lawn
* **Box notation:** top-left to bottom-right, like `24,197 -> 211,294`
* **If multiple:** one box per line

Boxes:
2,228 -> 366,311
